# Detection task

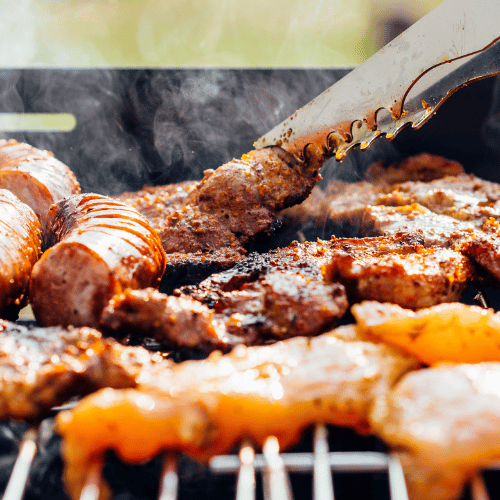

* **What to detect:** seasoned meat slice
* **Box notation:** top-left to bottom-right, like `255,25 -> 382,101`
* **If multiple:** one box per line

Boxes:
0,320 -> 165,421
0,139 -> 81,243
376,173 -> 500,228
100,232 -> 472,348
57,332 -> 418,500
100,273 -> 348,349
115,147 -> 324,285
321,234 -> 473,309
0,190 -> 42,320
370,363 -> 500,500
279,153 -> 465,234
29,194 -> 166,328
180,232 -> 472,310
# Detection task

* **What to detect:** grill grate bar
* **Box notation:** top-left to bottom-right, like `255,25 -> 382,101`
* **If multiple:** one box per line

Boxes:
471,474 -> 490,500
1,429 -> 38,500
313,424 -> 334,500
79,461 -> 102,500
262,436 -> 293,500
387,454 -> 409,500
158,453 -> 179,500
235,440 -> 256,500
210,450 -> 391,473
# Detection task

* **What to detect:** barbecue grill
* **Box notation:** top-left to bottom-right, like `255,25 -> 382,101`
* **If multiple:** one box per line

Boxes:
1,68 -> 500,500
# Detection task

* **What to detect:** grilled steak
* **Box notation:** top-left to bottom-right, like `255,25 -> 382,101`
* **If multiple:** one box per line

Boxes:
0,320 -> 165,421
0,140 -> 81,244
56,331 -> 418,500
100,275 -> 348,349
100,232 -> 472,348
0,190 -> 42,320
29,194 -> 167,329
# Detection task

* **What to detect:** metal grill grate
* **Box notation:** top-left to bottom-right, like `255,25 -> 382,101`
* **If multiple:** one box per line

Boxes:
2,423 -> 496,500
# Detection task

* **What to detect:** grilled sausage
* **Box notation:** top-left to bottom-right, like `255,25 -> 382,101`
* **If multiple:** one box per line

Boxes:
0,189 -> 42,320
0,139 -> 81,244
29,194 -> 166,328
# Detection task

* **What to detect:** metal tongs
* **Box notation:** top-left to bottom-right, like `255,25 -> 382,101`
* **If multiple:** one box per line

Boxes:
255,0 -> 500,162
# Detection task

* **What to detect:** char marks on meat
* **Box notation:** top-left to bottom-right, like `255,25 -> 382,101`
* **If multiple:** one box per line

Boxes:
56,332 -> 418,500
100,231 -> 472,349
0,320 -> 165,421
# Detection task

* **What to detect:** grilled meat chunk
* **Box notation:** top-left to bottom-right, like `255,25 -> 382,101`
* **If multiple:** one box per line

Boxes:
370,363 -> 500,500
321,234 -> 473,309
100,232 -> 471,348
0,190 -> 42,320
29,194 -> 167,329
180,232 -> 472,310
115,147 -> 324,285
280,153 -> 464,234
0,320 -> 165,421
0,140 -> 81,243
56,332 -> 418,500
100,273 -> 348,349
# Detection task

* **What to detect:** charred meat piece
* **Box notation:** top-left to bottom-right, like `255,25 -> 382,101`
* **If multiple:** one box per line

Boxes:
0,319 -> 165,421
29,194 -> 167,329
370,363 -> 500,500
0,190 -> 42,320
363,153 -> 465,184
180,232 -> 472,310
100,232 -> 472,349
100,272 -> 348,350
0,139 -> 81,243
56,332 -> 418,500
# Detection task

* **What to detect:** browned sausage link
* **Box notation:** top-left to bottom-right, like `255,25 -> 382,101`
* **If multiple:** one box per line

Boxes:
0,139 -> 81,244
29,193 -> 167,329
0,189 -> 42,320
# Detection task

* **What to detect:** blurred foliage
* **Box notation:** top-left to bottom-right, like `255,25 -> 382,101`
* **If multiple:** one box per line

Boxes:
0,0 -> 442,67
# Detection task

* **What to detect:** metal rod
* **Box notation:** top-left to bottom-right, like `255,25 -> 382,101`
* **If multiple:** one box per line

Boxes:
236,440 -> 256,500
313,425 -> 334,500
158,454 -> 179,500
1,429 -> 38,500
387,454 -> 409,500
262,436 -> 293,500
470,474 -> 490,500
79,461 -> 102,500
211,450 -> 391,474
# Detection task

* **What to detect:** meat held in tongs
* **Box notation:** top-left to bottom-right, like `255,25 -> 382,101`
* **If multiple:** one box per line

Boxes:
56,331 -> 419,500
29,194 -> 167,328
117,146 -> 325,286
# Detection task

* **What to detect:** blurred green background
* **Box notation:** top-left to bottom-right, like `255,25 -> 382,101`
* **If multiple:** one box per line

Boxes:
0,0 -> 442,67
